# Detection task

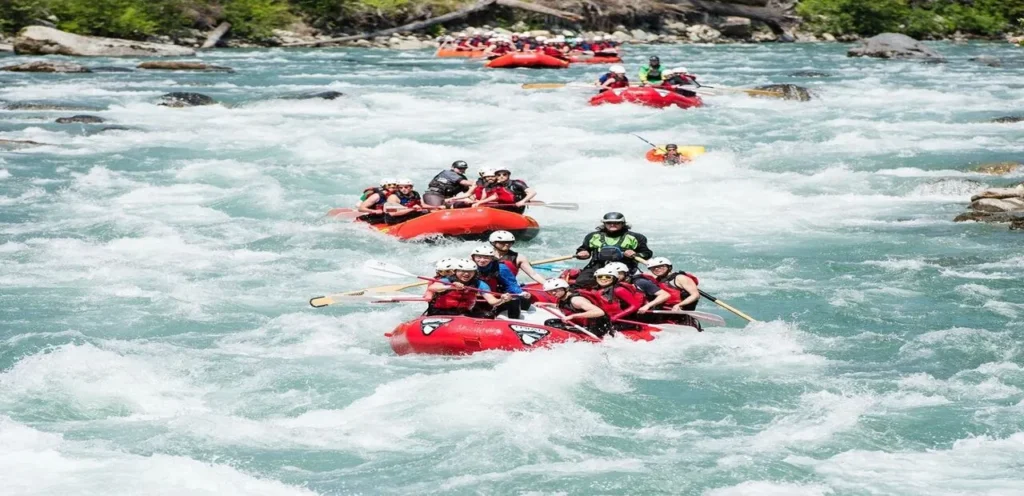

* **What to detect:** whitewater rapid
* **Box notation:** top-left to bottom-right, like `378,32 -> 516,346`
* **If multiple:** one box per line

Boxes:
2,42 -> 1023,495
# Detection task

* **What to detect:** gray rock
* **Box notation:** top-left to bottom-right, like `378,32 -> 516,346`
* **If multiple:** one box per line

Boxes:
715,17 -> 752,39
55,115 -> 105,124
687,25 -> 722,43
970,55 -> 1001,67
1,61 -> 91,73
0,139 -> 44,148
14,26 -> 195,57
663,21 -> 688,35
287,91 -> 344,100
789,71 -> 832,77
630,29 -> 650,42
991,116 -> 1023,123
822,33 -> 836,42
137,61 -> 234,72
2,101 -> 102,111
91,66 -> 134,73
971,186 -> 1024,201
847,33 -> 945,61
754,84 -> 812,101
98,125 -> 132,132
158,92 -> 216,107
969,198 -> 1024,213
0,43 -> 13,53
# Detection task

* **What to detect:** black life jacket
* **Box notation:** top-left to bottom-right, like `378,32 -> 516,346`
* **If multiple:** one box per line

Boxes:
502,179 -> 529,202
395,190 -> 421,206
427,170 -> 468,197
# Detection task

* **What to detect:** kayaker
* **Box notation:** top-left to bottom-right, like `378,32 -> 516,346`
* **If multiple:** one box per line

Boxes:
574,212 -> 653,288
355,177 -> 396,224
661,67 -> 700,97
587,266 -> 644,323
493,168 -> 535,213
598,65 -> 630,92
470,245 -> 525,319
425,160 -> 473,206
638,55 -> 664,86
490,230 -> 546,284
384,178 -> 427,225
662,144 -> 685,165
636,256 -> 702,329
425,258 -> 510,317
541,279 -> 613,337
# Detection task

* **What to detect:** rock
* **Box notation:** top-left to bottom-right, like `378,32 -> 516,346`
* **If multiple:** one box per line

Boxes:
158,92 -> 216,107
687,25 -> 721,43
822,33 -> 836,42
55,115 -> 105,124
663,21 -> 688,35
0,139 -> 44,148
137,61 -> 234,72
287,91 -> 344,100
752,30 -> 777,43
837,34 -> 861,42
1,61 -> 91,73
789,71 -> 832,77
561,30 -> 575,37
969,197 -> 1024,213
14,26 -> 195,57
353,39 -> 372,47
0,43 -> 13,53
991,116 -> 1024,123
98,125 -> 132,132
796,32 -> 819,42
953,211 -> 1015,223
716,17 -> 752,39
970,55 -> 1001,67
970,186 -> 1024,201
611,31 -> 632,42
2,102 -> 102,111
272,29 -> 313,46
388,38 -> 429,50
91,66 -> 134,73
1011,220 -> 1024,230
527,30 -> 551,38
630,29 -> 651,42
972,163 -> 1021,175
754,84 -> 812,101
847,33 -> 945,61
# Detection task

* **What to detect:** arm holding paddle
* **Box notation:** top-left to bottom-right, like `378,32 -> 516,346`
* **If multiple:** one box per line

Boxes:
514,185 -> 537,207
634,256 -> 757,323
670,273 -> 700,312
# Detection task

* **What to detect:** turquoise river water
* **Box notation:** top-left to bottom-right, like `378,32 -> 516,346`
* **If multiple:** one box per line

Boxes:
1,42 -> 1024,495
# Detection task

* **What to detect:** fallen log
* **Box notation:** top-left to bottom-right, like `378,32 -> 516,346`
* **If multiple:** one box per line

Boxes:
283,0 -> 582,47
201,22 -> 231,50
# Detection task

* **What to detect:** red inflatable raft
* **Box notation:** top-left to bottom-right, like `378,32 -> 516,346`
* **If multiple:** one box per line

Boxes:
362,207 -> 540,241
589,87 -> 704,109
486,52 -> 569,69
435,49 -> 485,58
569,54 -> 623,64
387,315 -> 661,355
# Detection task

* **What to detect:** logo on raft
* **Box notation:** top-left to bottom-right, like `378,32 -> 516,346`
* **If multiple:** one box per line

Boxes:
421,318 -> 452,335
510,325 -> 549,346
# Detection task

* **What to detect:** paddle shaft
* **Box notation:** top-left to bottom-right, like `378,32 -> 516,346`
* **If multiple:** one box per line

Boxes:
633,256 -> 757,323
535,303 -> 599,339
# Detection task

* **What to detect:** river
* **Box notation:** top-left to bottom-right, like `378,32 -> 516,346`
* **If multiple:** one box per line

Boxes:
2,42 -> 1023,495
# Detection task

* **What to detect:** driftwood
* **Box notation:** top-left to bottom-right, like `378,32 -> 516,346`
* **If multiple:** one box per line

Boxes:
659,0 -> 795,34
283,0 -> 583,47
201,22 -> 231,49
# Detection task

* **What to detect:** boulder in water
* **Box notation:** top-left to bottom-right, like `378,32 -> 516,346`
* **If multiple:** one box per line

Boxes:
991,116 -> 1024,123
158,92 -> 216,107
972,162 -> 1021,175
754,84 -> 812,101
847,33 -> 945,61
2,101 -> 103,111
971,186 -> 1024,202
14,26 -> 195,57
288,91 -> 345,100
0,139 -> 44,148
1,61 -> 91,73
789,71 -> 831,78
55,115 -> 105,124
137,61 -> 234,72
970,55 -> 1002,67
91,66 -> 135,73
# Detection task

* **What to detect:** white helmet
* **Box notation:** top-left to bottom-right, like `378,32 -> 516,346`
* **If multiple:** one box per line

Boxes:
610,64 -> 626,74
380,178 -> 397,187
470,245 -> 497,258
479,167 -> 498,177
662,68 -> 677,76
535,36 -> 547,42
543,279 -> 570,291
489,230 -> 515,243
595,266 -> 618,278
605,262 -> 629,274
454,259 -> 477,271
395,178 -> 414,186
646,257 -> 673,268
435,258 -> 456,271
671,67 -> 687,75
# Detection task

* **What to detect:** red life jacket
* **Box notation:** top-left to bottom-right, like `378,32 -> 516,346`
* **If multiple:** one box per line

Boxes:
492,45 -> 512,55
584,283 -> 642,320
541,46 -> 564,59
488,185 -> 515,204
499,250 -> 519,276
429,278 -> 480,310
471,185 -> 486,200
605,75 -> 629,89
557,291 -> 602,327
639,272 -> 697,306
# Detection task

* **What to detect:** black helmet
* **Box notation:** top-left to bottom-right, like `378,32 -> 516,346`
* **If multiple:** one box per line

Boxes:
665,144 -> 678,150
602,212 -> 626,223
452,160 -> 468,169
649,56 -> 660,65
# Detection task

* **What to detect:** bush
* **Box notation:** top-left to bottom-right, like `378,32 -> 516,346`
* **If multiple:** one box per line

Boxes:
0,0 -> 47,34
223,0 -> 293,40
798,0 -> 1016,37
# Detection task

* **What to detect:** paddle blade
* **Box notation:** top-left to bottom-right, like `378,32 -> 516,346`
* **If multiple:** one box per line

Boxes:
522,83 -> 567,90
310,296 -> 334,308
364,260 -> 417,279
527,201 -> 579,211
327,208 -> 360,219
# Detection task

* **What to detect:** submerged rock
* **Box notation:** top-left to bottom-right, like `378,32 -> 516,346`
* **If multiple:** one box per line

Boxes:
754,84 -> 812,101
0,138 -> 44,148
137,61 -> 234,72
1,61 -> 91,73
991,116 -> 1024,123
789,71 -> 832,78
287,91 -> 345,100
848,33 -> 945,61
55,115 -> 105,124
2,101 -> 103,111
91,66 -> 135,73
14,26 -> 195,57
970,55 -> 1002,67
972,162 -> 1021,175
158,92 -> 216,107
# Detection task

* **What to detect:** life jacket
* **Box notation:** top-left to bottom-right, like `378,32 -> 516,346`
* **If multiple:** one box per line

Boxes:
429,277 -> 480,310
584,283 -> 643,319
476,261 -> 508,293
645,65 -> 663,82
394,190 -> 421,207
498,249 -> 519,276
360,187 -> 389,208
541,46 -> 564,59
603,74 -> 629,89
557,291 -> 612,333
639,272 -> 697,306
587,231 -> 640,262
499,179 -> 529,202
427,169 -> 468,197
488,185 -> 516,204
492,45 -> 513,55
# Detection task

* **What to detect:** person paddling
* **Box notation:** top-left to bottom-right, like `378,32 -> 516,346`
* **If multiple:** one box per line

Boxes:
660,67 -> 700,97
489,230 -> 546,284
588,266 -> 644,324
470,245 -> 525,318
638,56 -> 664,86
384,178 -> 427,225
493,168 -> 535,213
424,258 -> 457,300
541,279 -> 613,337
636,256 -> 702,330
425,160 -> 473,206
574,212 -> 653,288
425,259 -> 510,317
662,144 -> 685,165
356,178 -> 396,224
598,64 -> 630,92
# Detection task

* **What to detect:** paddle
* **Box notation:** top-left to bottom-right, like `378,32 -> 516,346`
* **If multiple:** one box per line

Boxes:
524,201 -> 579,211
521,82 -> 596,90
631,134 -> 665,153
650,310 -> 727,326
534,303 -> 600,340
634,257 -> 757,323
326,208 -> 363,219
614,317 -> 700,333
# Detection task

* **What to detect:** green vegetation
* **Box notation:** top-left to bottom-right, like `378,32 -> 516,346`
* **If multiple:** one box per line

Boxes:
798,0 -> 1024,37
